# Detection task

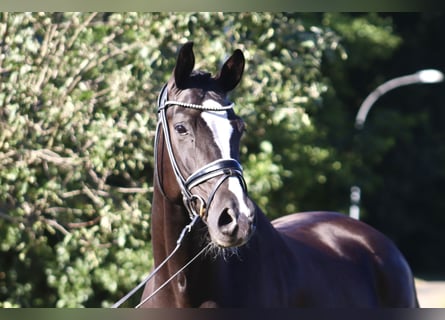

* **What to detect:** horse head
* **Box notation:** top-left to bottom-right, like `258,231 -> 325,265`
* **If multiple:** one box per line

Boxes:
156,42 -> 256,248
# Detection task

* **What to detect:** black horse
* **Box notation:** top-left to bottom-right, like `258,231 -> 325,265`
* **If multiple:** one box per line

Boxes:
138,42 -> 418,307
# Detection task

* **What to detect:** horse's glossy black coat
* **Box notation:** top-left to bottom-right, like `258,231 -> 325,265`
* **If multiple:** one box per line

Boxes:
140,42 -> 418,307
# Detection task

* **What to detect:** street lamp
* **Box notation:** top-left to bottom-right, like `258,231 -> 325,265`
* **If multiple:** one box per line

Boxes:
355,69 -> 444,129
350,69 -> 444,219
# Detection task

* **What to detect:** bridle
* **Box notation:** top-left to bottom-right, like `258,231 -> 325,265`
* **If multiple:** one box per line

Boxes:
111,84 -> 248,308
155,83 -> 247,221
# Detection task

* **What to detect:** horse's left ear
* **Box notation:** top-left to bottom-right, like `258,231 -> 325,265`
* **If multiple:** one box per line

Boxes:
216,49 -> 245,92
174,42 -> 195,89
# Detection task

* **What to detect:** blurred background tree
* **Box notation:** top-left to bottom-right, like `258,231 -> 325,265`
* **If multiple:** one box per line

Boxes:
0,12 -> 444,307
319,13 -> 445,278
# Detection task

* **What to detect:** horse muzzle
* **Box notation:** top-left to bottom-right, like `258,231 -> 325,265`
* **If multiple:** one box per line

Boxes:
206,191 -> 256,248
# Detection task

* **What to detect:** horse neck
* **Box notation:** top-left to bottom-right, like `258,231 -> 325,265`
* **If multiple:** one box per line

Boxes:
150,184 -> 187,263
149,135 -> 218,306
151,128 -> 193,261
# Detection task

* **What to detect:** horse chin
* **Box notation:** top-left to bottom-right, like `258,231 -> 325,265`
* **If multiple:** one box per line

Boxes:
211,235 -> 246,249
204,236 -> 244,261
205,241 -> 241,261
208,224 -> 255,250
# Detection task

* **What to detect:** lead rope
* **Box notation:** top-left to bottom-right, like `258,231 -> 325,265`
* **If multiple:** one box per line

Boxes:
135,242 -> 211,308
111,215 -> 201,308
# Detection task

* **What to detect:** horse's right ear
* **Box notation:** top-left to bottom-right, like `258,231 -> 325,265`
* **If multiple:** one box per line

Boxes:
174,42 -> 195,89
216,49 -> 245,92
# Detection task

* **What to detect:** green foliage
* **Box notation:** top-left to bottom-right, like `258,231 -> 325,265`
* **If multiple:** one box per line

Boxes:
323,13 -> 401,63
0,12 -> 159,307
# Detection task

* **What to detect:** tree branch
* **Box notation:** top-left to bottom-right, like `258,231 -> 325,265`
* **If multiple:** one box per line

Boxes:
44,218 -> 71,236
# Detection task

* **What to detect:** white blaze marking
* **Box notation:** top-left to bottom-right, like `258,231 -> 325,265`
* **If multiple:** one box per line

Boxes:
201,100 -> 251,217
201,100 -> 233,159
228,177 -> 251,217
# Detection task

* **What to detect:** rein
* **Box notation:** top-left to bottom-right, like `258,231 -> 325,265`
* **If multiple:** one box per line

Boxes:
136,241 -> 211,308
111,84 -> 247,308
111,215 -> 202,308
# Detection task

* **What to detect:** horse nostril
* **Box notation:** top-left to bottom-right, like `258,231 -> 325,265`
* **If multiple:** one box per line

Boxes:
218,208 -> 238,235
218,208 -> 233,227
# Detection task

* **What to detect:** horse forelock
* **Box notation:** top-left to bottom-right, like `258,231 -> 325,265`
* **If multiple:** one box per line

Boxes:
169,70 -> 231,100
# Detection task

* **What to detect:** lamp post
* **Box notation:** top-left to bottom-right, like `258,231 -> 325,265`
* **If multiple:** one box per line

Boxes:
349,69 -> 444,219
355,69 -> 444,129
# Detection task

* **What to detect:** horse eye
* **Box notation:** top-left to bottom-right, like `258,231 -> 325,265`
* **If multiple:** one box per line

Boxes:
174,123 -> 188,135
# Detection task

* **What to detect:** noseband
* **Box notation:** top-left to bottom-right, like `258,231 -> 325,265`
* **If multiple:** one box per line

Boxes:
155,84 -> 247,220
